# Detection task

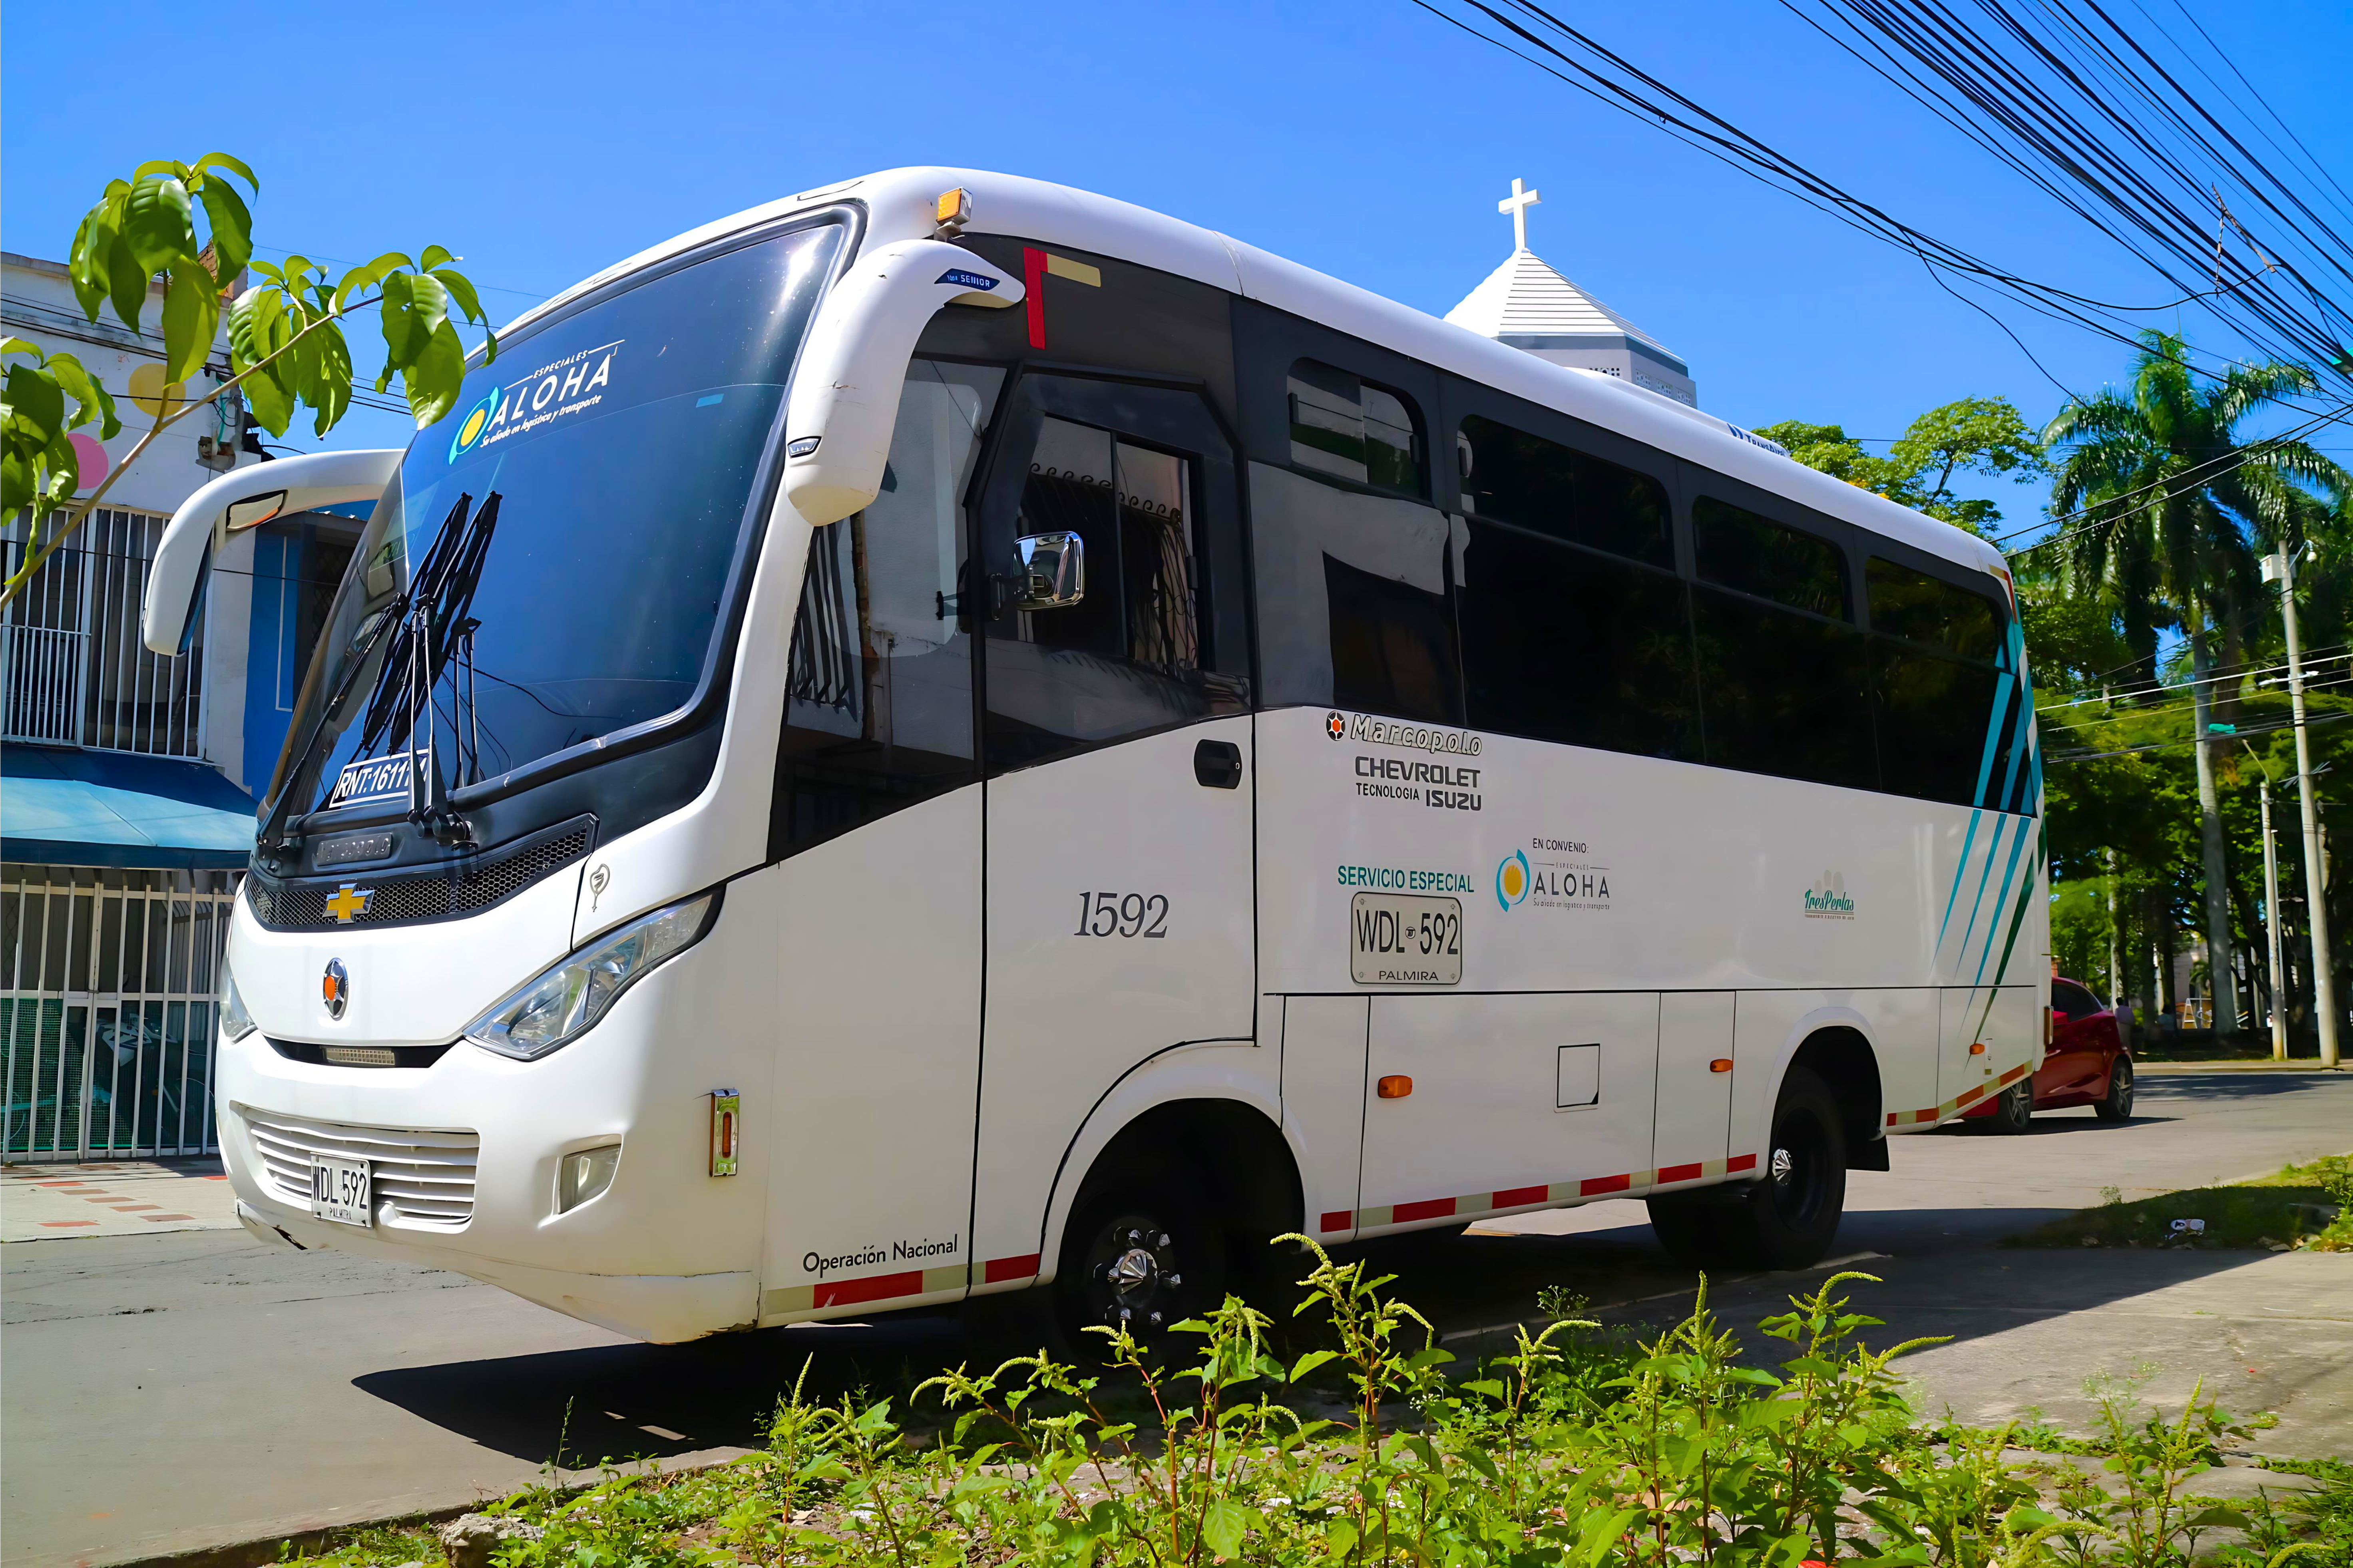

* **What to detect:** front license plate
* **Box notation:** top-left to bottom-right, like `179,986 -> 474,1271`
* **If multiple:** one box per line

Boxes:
1350,892 -> 1463,985
309,1155 -> 372,1227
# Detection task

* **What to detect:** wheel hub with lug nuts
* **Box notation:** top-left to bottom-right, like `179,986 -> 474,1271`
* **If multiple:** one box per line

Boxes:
1099,1226 -> 1180,1325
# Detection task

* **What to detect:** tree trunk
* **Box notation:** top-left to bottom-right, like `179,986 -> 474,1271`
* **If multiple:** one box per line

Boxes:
2190,628 -> 2242,1029
2106,847 -> 2125,1005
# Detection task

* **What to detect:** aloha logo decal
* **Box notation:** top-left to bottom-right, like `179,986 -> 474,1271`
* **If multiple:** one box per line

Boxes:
1803,871 -> 1856,920
446,338 -> 624,463
1496,850 -> 1531,911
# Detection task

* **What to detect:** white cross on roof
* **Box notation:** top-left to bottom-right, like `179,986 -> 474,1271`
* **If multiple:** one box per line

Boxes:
1497,177 -> 1541,253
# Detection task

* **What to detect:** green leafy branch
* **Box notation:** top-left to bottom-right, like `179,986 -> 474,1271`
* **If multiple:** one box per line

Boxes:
1,153 -> 495,612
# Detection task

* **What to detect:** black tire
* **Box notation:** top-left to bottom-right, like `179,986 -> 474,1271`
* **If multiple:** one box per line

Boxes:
2094,1054 -> 2136,1122
1977,1079 -> 2033,1135
1649,1064 -> 1847,1272
1053,1163 -> 1226,1351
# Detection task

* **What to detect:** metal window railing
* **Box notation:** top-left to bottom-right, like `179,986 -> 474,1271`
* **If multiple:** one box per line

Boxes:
1,868 -> 236,1160
2,509 -> 207,757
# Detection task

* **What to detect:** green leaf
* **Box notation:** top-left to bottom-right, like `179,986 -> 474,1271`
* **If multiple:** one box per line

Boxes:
6,362 -> 66,444
45,354 -> 121,440
1,336 -> 38,358
433,265 -> 490,330
1200,1500 -> 1258,1560
420,244 -> 454,271
333,251 -> 412,312
306,322 -> 354,438
124,175 -> 198,281
191,151 -> 257,192
68,203 -> 118,321
161,262 -> 219,385
1289,1350 -> 1339,1383
106,232 -> 147,332
194,176 -> 252,285
380,269 -> 451,368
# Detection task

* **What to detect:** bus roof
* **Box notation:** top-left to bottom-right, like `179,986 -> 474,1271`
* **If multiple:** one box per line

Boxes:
508,167 -> 2013,584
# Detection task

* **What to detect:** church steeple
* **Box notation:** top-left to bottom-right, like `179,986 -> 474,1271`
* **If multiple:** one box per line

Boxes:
1445,177 -> 1699,408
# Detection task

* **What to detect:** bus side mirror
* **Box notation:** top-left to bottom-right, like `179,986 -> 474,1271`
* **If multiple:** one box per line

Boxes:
782,239 -> 1024,527
143,449 -> 403,654
1005,531 -> 1084,611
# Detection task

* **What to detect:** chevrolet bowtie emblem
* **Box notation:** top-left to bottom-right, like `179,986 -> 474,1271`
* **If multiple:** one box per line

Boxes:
324,883 -> 374,924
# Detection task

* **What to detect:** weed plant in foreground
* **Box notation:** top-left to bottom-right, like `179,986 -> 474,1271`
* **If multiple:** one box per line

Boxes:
293,1243 -> 2347,1568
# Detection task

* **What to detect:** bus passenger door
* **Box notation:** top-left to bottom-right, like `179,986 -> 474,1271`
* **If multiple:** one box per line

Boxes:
970,374 -> 1258,1283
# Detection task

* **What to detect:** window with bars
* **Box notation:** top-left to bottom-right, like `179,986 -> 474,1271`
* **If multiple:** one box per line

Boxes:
1,508 -> 207,756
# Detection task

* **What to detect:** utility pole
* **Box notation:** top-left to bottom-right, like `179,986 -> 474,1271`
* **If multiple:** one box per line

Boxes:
2246,742 -> 2289,1061
2264,546 -> 2339,1067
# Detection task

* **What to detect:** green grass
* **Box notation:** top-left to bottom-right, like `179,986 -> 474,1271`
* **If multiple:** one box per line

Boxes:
2004,1153 -> 2353,1252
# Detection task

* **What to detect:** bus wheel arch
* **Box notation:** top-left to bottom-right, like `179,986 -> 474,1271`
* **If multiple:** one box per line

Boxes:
1785,1025 -> 1885,1171
1046,1096 -> 1301,1341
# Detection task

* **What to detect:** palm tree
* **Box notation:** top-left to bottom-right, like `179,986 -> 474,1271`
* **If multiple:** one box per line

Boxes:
2047,330 -> 2349,1033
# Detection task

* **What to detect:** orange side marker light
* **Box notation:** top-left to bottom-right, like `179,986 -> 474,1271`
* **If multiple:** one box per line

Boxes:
1376,1075 -> 1413,1100
1709,1058 -> 1733,1074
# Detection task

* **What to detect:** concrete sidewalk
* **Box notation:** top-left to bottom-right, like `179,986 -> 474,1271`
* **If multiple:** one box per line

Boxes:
0,1160 -> 240,1242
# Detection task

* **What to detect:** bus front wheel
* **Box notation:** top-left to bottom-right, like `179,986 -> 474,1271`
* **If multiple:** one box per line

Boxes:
1054,1168 -> 1226,1349
1646,1064 -> 1847,1273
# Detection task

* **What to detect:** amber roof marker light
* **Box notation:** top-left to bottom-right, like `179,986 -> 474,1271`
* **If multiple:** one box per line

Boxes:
934,188 -> 971,240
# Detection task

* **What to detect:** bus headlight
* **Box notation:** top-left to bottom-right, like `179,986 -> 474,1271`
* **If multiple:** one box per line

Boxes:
221,965 -> 257,1041
464,891 -> 720,1061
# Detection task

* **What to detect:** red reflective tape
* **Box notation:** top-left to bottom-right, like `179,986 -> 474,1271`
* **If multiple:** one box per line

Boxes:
1023,247 -> 1049,350
1492,1184 -> 1548,1208
1656,1162 -> 1703,1184
1954,1084 -> 1986,1108
814,1269 -> 924,1309
1579,1173 -> 1632,1196
1727,1154 -> 1758,1173
1320,1210 -> 1354,1233
1391,1196 -> 1458,1224
983,1253 -> 1040,1284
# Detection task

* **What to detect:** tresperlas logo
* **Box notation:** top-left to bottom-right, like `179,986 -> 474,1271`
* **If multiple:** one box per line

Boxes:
1326,711 -> 1347,741
1495,850 -> 1531,911
1803,871 -> 1856,919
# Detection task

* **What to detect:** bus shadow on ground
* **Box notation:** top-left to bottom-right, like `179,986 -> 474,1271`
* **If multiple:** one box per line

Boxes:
350,1223 -> 2267,1468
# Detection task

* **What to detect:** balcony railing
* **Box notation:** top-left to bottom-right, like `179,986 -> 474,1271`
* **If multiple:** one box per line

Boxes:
2,509 -> 205,758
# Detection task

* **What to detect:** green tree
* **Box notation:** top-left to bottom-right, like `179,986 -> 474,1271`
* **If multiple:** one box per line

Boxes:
1759,396 -> 2048,535
1,154 -> 495,610
2045,328 -> 2351,1033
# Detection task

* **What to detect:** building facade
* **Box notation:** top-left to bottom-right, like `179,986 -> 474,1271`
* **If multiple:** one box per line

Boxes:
1,252 -> 355,1163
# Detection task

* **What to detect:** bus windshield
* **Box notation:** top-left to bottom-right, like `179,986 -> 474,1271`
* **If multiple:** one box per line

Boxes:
268,221 -> 844,824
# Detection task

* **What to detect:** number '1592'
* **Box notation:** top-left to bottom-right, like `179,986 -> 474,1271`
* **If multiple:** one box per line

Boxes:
1074,892 -> 1169,938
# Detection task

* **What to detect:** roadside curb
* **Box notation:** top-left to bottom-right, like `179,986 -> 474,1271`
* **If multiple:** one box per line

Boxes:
2134,1061 -> 2347,1073
94,1457 -> 752,1568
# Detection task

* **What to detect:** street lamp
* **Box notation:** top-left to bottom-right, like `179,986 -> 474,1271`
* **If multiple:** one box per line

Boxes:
2261,546 -> 2339,1068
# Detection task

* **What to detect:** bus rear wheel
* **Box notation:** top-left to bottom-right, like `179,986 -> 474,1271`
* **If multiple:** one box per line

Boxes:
1646,1064 -> 1847,1273
1055,1172 -> 1225,1350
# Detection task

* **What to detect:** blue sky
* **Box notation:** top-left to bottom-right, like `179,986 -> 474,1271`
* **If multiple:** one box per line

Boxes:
6,0 -> 2346,534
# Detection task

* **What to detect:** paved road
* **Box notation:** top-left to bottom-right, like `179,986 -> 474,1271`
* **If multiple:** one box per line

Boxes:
5,1069 -> 2347,1568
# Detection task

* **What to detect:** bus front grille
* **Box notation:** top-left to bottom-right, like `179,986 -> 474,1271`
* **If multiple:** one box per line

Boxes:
234,1104 -> 480,1229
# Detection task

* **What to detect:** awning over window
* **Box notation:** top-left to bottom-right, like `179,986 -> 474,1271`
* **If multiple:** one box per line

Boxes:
1,744 -> 255,870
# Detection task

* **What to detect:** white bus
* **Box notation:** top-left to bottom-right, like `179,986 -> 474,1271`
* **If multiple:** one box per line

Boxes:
146,168 -> 2046,1345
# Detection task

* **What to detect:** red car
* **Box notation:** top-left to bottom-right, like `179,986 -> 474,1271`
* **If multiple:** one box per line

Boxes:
1963,975 -> 2136,1132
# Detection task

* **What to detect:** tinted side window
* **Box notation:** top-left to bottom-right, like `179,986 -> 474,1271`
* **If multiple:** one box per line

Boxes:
1692,586 -> 1876,791
1459,521 -> 1698,760
1694,496 -> 1849,619
1252,463 -> 1461,724
1456,415 -> 1671,567
1289,360 -> 1424,495
1868,557 -> 2001,659
2051,979 -> 2102,1020
1872,643 -> 2013,807
775,360 -> 999,857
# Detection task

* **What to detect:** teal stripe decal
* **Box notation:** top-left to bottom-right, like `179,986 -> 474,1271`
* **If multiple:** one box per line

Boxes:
1973,827 -> 2046,1038
1972,818 -> 2033,986
1971,664 -> 2017,808
1953,813 -> 2011,972
1939,808 -> 1985,949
